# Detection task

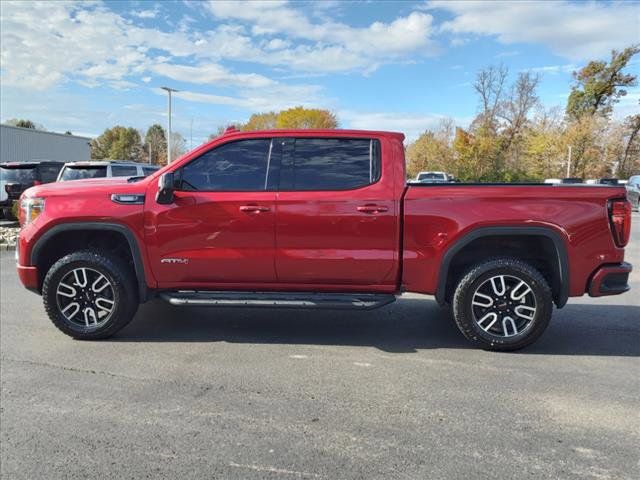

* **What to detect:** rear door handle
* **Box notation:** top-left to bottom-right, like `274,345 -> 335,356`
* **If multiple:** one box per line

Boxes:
357,204 -> 388,214
240,205 -> 270,213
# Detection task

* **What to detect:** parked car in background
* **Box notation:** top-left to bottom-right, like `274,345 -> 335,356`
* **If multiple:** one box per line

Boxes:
57,161 -> 159,182
415,171 -> 450,183
544,178 -> 561,184
626,175 -> 640,211
561,178 -> 584,184
597,178 -> 620,186
1,161 -> 64,219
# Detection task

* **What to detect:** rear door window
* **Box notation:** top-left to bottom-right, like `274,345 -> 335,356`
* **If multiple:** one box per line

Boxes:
59,166 -> 107,181
280,138 -> 380,191
110,165 -> 139,177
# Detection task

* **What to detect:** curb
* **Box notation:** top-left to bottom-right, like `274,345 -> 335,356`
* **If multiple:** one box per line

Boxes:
0,244 -> 16,251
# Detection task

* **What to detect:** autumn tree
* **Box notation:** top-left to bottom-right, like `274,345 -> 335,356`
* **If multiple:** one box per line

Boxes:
241,112 -> 278,131
144,124 -> 167,165
91,126 -> 143,161
237,107 -> 338,131
618,111 -> 640,177
276,106 -> 337,129
406,119 -> 456,178
169,132 -> 187,162
566,45 -> 639,120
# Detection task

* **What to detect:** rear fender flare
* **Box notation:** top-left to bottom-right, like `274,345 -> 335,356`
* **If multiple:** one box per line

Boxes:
435,226 -> 569,308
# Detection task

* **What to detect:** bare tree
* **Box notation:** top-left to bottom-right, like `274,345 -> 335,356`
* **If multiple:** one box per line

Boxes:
499,71 -> 541,159
473,64 -> 508,129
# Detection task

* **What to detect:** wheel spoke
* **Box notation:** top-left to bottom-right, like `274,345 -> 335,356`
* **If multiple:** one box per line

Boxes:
477,312 -> 498,331
510,281 -> 532,301
490,275 -> 507,296
60,302 -> 80,319
83,307 -> 98,326
73,268 -> 88,288
56,282 -> 77,298
514,305 -> 536,320
472,292 -> 494,308
502,316 -> 519,337
91,274 -> 110,293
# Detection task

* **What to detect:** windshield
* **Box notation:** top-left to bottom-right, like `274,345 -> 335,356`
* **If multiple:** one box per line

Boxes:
59,166 -> 107,181
0,166 -> 37,183
418,173 -> 446,181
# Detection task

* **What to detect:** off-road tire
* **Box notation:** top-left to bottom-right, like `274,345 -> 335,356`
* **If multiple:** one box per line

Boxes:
42,250 -> 139,339
452,257 -> 553,351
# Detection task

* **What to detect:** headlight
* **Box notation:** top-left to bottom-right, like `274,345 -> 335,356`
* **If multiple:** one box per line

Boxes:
20,197 -> 45,225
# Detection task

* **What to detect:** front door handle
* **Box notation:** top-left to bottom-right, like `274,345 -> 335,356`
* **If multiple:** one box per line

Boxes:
240,205 -> 270,213
357,204 -> 388,214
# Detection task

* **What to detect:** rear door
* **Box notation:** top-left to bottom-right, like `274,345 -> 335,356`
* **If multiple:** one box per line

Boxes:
275,137 -> 399,288
146,138 -> 280,286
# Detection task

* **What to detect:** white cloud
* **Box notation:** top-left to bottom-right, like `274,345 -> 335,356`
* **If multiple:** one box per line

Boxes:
150,63 -> 276,88
205,1 -> 437,72
528,64 -> 577,75
428,0 -> 639,60
167,82 -> 325,113
339,110 -> 461,143
130,9 -> 157,19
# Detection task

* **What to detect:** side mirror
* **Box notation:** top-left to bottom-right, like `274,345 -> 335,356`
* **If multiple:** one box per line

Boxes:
156,172 -> 175,204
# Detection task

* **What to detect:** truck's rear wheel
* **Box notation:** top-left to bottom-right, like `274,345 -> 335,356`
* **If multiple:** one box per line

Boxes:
452,257 -> 552,351
42,250 -> 138,340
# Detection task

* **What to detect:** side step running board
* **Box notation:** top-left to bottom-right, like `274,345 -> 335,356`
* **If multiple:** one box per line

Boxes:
159,291 -> 396,310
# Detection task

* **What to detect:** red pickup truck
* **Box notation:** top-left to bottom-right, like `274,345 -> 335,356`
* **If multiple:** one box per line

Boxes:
16,128 -> 632,350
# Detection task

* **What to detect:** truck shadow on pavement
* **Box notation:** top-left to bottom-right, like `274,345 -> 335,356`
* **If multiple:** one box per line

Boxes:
113,297 -> 640,356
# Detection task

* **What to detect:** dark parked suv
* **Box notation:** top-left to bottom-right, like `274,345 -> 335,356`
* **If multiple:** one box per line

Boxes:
1,161 -> 64,219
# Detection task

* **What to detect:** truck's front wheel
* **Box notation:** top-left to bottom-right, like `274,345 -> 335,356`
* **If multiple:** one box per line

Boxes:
452,257 -> 553,351
42,250 -> 139,340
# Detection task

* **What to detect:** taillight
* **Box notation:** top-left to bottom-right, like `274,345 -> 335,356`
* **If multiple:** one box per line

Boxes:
609,199 -> 631,247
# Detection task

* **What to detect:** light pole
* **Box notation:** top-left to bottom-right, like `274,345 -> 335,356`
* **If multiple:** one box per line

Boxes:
161,86 -> 179,163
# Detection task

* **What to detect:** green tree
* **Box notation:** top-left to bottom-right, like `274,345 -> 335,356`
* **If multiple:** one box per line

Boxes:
143,124 -> 167,165
5,118 -> 37,129
566,45 -> 639,120
91,126 -> 143,161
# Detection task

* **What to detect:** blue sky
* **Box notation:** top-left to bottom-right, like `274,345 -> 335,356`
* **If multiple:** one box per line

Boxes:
1,0 -> 638,145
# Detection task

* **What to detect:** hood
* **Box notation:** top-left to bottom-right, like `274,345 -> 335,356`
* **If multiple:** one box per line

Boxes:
22,176 -> 150,198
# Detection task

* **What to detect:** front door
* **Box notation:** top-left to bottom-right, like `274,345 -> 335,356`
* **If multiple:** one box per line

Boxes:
146,138 -> 278,288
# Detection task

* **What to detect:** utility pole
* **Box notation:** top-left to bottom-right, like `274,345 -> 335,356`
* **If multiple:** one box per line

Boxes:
161,86 -> 179,163
566,145 -> 572,178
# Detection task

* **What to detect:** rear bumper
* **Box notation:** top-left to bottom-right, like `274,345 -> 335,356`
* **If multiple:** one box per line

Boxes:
588,262 -> 632,297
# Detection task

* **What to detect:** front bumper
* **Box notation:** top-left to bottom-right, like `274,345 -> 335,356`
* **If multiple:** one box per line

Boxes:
17,264 -> 39,292
588,262 -> 632,297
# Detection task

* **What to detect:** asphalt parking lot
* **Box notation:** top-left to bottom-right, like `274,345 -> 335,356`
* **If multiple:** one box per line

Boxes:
1,216 -> 639,479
